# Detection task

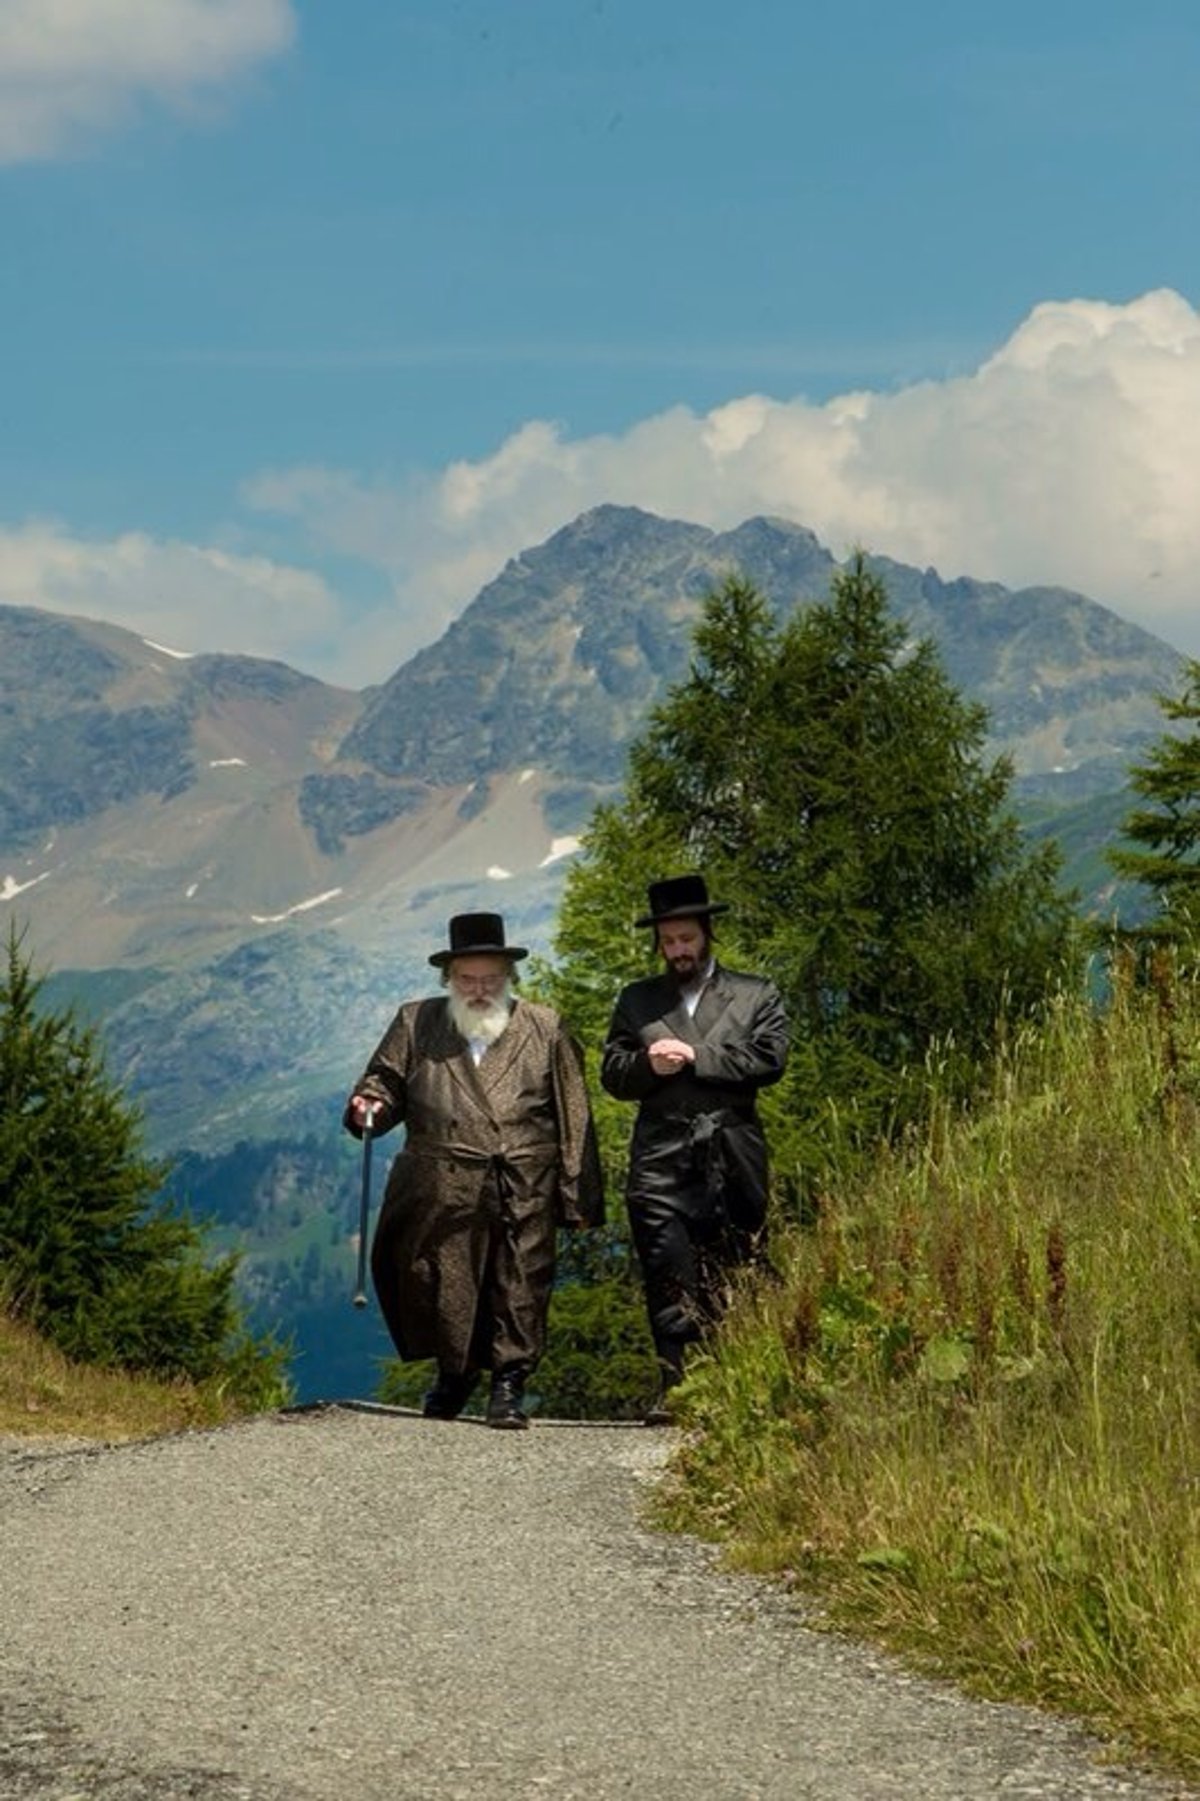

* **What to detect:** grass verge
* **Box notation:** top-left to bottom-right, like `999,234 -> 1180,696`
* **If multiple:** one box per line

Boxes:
658,966 -> 1200,1781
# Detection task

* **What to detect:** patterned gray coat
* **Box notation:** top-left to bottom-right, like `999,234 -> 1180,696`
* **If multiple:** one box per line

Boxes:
349,995 -> 603,1372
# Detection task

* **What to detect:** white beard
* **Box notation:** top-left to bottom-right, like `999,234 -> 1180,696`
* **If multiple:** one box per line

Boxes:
446,987 -> 513,1045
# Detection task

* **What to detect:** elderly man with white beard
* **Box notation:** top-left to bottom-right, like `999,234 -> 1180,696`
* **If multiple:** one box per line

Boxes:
344,913 -> 603,1428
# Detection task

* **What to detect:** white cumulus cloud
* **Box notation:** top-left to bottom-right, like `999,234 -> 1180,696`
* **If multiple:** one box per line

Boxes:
0,0 -> 296,161
246,289 -> 1200,674
0,523 -> 343,671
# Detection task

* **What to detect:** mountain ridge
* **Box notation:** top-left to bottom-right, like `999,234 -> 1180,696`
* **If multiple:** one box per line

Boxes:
1,504 -> 1183,1155
333,505 -> 1183,799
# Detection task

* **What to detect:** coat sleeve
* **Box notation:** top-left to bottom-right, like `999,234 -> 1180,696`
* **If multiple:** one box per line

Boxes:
691,980 -> 789,1091
343,1005 -> 412,1139
599,989 -> 661,1101
551,1023 -> 606,1228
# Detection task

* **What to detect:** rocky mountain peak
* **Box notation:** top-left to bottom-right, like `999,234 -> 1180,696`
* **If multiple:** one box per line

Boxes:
334,508 -> 1183,798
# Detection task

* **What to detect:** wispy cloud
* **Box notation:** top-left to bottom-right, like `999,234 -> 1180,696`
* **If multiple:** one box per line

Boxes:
0,0 -> 296,162
0,523 -> 342,671
245,289 -> 1200,676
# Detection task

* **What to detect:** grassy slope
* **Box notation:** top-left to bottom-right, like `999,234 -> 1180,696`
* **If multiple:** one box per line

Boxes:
0,1311 -> 266,1442
662,966 -> 1200,1781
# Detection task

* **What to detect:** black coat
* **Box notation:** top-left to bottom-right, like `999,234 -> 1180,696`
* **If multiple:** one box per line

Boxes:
600,963 -> 788,1232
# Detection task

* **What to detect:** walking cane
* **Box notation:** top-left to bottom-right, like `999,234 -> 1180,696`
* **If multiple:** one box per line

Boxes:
352,1105 -> 378,1310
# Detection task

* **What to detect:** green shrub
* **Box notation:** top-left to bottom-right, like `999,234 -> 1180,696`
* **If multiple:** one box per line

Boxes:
0,927 -> 288,1407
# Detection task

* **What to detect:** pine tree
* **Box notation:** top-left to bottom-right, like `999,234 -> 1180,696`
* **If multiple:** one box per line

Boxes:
549,559 -> 1080,1187
0,926 -> 286,1398
1108,659 -> 1200,945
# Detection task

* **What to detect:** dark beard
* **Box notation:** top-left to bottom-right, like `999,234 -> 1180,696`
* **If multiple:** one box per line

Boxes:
669,956 -> 702,982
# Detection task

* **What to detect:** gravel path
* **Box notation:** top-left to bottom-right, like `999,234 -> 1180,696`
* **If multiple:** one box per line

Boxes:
0,1405 -> 1193,1801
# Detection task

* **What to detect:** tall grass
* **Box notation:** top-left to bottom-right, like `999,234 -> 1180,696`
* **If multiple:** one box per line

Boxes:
661,960 -> 1200,1776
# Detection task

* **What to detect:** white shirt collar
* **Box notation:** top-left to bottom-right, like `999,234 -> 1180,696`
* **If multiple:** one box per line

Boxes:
680,958 -> 716,1016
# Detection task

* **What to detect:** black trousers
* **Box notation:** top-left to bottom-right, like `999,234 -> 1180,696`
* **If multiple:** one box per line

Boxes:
628,1194 -> 757,1369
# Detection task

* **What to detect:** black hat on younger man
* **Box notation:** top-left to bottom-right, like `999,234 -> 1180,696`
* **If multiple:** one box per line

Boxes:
634,874 -> 728,930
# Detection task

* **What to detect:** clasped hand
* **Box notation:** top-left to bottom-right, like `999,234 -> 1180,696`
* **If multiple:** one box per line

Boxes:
648,1037 -> 695,1076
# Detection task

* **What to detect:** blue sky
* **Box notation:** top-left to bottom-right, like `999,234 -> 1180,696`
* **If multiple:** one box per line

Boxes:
3,0 -> 1200,682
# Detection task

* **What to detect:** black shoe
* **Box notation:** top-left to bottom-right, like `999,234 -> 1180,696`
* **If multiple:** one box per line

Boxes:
643,1389 -> 677,1427
422,1369 -> 478,1420
486,1368 -> 529,1430
644,1348 -> 684,1426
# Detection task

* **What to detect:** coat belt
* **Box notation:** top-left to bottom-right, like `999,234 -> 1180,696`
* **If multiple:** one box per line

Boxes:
404,1136 -> 558,1170
657,1102 -> 756,1127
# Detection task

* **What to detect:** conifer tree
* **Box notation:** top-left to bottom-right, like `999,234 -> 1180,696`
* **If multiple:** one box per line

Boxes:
1108,659 -> 1200,944
0,926 -> 286,1397
548,559 -> 1080,1187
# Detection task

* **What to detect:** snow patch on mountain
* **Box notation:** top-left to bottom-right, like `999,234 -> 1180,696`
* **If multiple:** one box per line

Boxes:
251,888 -> 343,925
540,837 -> 580,867
143,639 -> 195,661
1,870 -> 51,902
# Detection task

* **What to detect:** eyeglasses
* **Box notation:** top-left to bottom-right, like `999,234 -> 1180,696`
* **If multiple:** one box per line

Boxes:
451,973 -> 508,994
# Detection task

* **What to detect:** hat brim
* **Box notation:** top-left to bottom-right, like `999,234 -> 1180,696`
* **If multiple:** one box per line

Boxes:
634,902 -> 729,929
429,944 -> 528,968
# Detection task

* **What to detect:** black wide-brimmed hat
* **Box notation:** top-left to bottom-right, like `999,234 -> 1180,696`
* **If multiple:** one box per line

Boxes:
429,912 -> 528,968
634,874 -> 729,929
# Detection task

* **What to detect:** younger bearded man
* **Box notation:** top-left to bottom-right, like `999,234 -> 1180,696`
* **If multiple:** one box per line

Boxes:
601,875 -> 788,1421
345,912 -> 603,1428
